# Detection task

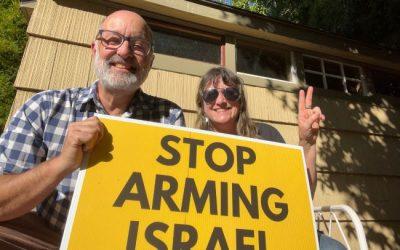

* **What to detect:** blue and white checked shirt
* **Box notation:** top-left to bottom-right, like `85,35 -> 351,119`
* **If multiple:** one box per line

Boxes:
0,81 -> 185,231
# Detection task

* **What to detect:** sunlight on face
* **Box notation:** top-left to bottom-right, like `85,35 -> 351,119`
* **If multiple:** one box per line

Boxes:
203,78 -> 240,133
94,45 -> 140,92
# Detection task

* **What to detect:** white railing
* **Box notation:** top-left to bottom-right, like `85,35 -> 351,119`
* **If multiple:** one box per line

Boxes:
314,205 -> 368,250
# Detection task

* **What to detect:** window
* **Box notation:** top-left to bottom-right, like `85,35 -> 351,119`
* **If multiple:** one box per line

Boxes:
144,19 -> 222,77
303,55 -> 363,95
236,43 -> 290,81
152,26 -> 221,64
369,69 -> 400,98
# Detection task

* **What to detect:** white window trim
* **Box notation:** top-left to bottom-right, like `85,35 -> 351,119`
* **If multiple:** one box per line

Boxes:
238,71 -> 296,85
290,51 -> 299,85
235,41 -> 296,83
303,54 -> 364,95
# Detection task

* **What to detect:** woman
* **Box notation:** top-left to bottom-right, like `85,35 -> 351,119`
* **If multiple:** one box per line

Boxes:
196,67 -> 345,250
196,67 -> 324,194
197,66 -> 323,184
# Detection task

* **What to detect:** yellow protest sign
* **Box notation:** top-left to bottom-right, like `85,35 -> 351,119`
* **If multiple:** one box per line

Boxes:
61,115 -> 318,249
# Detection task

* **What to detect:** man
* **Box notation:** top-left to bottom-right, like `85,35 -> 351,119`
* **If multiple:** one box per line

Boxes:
0,10 -> 185,238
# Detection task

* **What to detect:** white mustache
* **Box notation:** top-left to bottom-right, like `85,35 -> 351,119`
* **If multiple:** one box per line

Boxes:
104,55 -> 132,66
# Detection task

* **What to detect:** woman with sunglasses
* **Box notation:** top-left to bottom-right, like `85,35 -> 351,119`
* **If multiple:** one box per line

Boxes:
196,67 -> 345,250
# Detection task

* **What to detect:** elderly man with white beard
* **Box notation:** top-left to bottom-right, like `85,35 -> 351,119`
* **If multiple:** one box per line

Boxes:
0,10 -> 185,240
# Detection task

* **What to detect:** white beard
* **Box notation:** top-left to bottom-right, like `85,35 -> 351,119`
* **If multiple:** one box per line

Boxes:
94,50 -> 140,92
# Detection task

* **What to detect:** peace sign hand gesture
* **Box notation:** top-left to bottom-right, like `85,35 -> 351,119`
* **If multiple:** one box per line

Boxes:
298,87 -> 325,148
298,87 -> 324,195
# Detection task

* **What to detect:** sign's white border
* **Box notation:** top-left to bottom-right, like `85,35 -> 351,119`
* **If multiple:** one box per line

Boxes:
60,113 -> 319,249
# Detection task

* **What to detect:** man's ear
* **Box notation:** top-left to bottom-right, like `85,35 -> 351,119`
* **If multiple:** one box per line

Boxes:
148,53 -> 155,68
91,42 -> 97,56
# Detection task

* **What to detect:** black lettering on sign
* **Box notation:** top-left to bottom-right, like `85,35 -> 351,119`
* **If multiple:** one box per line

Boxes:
173,224 -> 198,249
261,187 -> 288,221
220,182 -> 228,216
206,227 -> 229,250
181,178 -> 217,215
127,221 -> 267,249
232,184 -> 259,219
157,135 -> 257,175
113,172 -> 150,209
126,221 -> 139,250
205,142 -> 234,172
182,138 -> 204,168
115,172 -> 288,223
152,175 -> 179,211
258,231 -> 267,250
236,146 -> 256,175
157,135 -> 181,166
145,222 -> 168,250
236,229 -> 255,250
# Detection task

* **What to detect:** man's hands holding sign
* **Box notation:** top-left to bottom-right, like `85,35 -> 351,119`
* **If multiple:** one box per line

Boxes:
298,87 -> 325,196
59,117 -> 105,173
0,117 -> 105,222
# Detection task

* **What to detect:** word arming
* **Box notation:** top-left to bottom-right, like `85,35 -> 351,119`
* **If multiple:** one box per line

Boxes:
114,172 -> 288,221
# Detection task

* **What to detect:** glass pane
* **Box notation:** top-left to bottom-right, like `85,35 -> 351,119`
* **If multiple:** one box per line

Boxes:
391,88 -> 400,97
153,30 -> 220,64
303,56 -> 321,72
326,76 -> 344,91
237,44 -> 289,80
344,65 -> 361,79
371,69 -> 400,97
346,80 -> 362,95
324,61 -> 341,75
305,72 -> 324,89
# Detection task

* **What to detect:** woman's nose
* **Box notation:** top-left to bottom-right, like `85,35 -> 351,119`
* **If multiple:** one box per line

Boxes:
215,90 -> 227,104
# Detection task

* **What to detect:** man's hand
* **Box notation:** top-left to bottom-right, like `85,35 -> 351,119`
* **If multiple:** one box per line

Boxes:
0,117 -> 104,221
298,87 -> 325,148
58,116 -> 104,173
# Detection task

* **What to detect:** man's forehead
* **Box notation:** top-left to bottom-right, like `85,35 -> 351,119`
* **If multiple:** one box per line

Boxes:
102,13 -> 146,36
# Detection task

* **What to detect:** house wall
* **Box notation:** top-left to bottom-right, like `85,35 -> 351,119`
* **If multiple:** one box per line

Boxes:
10,0 -> 400,248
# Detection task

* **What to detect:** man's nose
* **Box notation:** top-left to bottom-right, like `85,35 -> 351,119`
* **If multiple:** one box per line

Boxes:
116,40 -> 133,59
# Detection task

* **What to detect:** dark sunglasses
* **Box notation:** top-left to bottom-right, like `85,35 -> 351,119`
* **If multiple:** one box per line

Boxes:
202,87 -> 240,103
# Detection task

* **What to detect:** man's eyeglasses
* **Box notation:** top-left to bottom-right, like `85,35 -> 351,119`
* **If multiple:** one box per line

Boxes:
96,30 -> 152,57
202,87 -> 240,103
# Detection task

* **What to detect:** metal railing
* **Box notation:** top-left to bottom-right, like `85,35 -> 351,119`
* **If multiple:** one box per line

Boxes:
314,205 -> 368,250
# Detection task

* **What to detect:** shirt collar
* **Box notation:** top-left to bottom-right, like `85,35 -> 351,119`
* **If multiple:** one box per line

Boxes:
76,80 -> 155,117
75,81 -> 99,113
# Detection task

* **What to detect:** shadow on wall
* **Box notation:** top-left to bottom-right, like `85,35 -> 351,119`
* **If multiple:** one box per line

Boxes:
212,6 -> 400,247
313,94 -> 400,250
258,76 -> 400,249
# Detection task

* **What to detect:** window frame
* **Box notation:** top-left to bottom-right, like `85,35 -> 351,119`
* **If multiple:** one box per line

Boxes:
367,66 -> 400,98
303,54 -> 365,95
143,16 -> 395,101
233,39 -> 299,90
146,18 -> 224,76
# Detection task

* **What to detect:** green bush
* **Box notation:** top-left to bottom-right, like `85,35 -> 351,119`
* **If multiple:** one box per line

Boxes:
0,0 -> 27,133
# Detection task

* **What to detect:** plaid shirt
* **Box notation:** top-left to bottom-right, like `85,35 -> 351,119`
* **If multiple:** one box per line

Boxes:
0,81 -> 185,231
